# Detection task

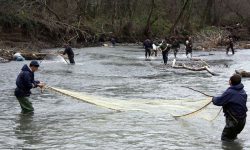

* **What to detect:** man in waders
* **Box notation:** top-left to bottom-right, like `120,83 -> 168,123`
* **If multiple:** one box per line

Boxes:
212,74 -> 247,141
185,36 -> 193,58
160,40 -> 171,65
15,60 -> 45,113
143,38 -> 153,59
226,36 -> 234,55
172,38 -> 180,58
63,43 -> 75,64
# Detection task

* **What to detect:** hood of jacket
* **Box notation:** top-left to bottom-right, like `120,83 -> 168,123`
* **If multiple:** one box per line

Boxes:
229,83 -> 244,91
21,64 -> 32,73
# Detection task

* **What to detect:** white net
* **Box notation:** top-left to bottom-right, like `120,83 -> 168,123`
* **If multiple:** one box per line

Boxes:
46,86 -> 222,121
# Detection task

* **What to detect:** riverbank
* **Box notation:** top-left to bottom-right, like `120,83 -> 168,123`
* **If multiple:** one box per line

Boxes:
1,39 -> 250,63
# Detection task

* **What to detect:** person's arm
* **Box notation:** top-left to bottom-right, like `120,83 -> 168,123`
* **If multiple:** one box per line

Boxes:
22,72 -> 35,89
150,42 -> 153,49
23,72 -> 41,88
212,90 -> 231,106
63,48 -> 67,55
159,45 -> 165,51
33,80 -> 40,88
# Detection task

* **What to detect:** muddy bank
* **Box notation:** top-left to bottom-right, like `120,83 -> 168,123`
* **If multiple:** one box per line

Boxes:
0,48 -> 50,61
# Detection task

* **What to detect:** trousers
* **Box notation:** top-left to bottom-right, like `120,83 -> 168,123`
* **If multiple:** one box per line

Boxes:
16,97 -> 34,113
221,116 -> 246,141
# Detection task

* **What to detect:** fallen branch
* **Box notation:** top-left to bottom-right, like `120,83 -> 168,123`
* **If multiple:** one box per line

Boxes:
235,70 -> 250,77
172,59 -> 217,76
190,58 -> 210,67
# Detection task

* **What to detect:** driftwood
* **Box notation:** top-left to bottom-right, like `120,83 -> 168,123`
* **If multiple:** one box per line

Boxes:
190,57 -> 210,67
172,59 -> 217,76
0,57 -> 10,63
0,48 -> 61,60
20,53 -> 47,60
235,70 -> 250,77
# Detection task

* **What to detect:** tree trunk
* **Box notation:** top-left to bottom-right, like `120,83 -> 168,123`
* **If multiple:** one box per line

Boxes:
200,0 -> 214,27
169,0 -> 190,34
144,0 -> 155,38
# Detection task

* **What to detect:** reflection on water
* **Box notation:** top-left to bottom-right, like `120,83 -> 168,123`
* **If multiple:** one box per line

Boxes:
14,113 -> 41,149
222,141 -> 243,150
0,47 -> 250,149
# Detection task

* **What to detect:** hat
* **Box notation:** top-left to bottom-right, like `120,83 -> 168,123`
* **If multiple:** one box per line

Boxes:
30,60 -> 40,67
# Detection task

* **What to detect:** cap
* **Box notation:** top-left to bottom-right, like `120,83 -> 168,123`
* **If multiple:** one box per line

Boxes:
30,60 -> 40,67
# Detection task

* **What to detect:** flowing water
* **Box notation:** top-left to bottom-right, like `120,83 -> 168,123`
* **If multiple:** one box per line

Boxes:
0,46 -> 250,150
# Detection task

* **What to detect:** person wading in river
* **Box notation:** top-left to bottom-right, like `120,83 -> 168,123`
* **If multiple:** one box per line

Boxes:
143,38 -> 153,59
160,40 -> 171,65
15,60 -> 45,113
185,36 -> 193,58
62,43 -> 75,64
171,38 -> 180,58
226,36 -> 235,55
212,74 -> 248,141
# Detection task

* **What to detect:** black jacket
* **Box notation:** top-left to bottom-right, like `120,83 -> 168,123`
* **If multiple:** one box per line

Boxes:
63,46 -> 74,57
172,41 -> 180,49
15,64 -> 40,97
143,39 -> 153,50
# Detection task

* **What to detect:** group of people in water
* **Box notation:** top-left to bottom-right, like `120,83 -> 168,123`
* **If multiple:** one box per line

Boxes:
143,36 -> 193,65
143,35 -> 235,65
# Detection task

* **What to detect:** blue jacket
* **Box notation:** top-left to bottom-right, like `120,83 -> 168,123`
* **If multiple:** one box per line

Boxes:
212,83 -> 248,119
14,64 -> 40,97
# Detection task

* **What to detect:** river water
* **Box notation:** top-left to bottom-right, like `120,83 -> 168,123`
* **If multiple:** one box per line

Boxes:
0,46 -> 249,149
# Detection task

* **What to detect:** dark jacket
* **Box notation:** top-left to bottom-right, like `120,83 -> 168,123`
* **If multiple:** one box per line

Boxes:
185,40 -> 192,51
227,38 -> 234,47
172,40 -> 180,49
63,46 -> 74,57
212,83 -> 248,119
15,64 -> 40,97
160,43 -> 171,52
143,39 -> 153,50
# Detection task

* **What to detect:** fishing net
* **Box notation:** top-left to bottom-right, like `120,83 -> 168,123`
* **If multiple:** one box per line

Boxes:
45,86 -> 221,121
42,54 -> 68,64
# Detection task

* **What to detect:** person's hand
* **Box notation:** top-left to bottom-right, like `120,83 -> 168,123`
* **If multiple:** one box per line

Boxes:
38,82 -> 46,93
37,82 -> 46,88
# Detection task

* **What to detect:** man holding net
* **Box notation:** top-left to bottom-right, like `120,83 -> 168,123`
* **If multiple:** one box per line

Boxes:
15,60 -> 45,113
212,74 -> 248,141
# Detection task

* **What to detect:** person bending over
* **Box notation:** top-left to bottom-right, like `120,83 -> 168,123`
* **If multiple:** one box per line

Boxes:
15,60 -> 45,113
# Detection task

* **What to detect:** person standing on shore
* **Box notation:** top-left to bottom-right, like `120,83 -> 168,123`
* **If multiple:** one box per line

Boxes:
212,74 -> 247,141
14,60 -> 45,113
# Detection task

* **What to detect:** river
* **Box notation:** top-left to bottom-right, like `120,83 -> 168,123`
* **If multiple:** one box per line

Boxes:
0,46 -> 249,149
